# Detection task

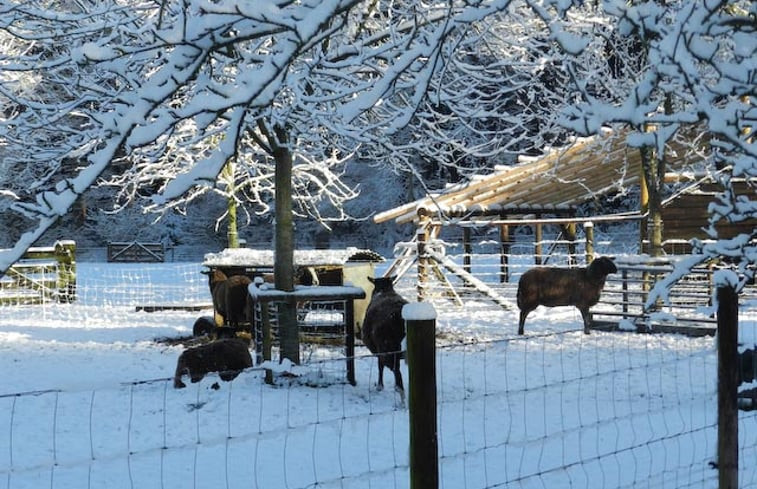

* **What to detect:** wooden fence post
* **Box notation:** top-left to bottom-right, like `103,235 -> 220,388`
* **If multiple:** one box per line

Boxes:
718,284 -> 739,489
564,222 -> 578,267
583,222 -> 594,263
463,227 -> 472,274
54,240 -> 76,303
261,302 -> 274,385
499,224 -> 511,283
417,209 -> 431,302
404,302 -> 438,489
622,268 -> 629,316
345,299 -> 356,386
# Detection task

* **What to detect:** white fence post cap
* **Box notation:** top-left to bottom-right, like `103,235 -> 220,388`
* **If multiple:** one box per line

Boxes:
402,302 -> 437,321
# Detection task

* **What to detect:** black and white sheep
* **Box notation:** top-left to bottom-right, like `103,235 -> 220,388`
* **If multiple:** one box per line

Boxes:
517,256 -> 617,335
205,269 -> 252,329
361,276 -> 408,397
173,338 -> 253,388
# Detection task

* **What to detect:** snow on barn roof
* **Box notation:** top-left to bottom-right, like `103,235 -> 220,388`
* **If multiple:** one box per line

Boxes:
203,247 -> 384,268
374,127 -> 709,225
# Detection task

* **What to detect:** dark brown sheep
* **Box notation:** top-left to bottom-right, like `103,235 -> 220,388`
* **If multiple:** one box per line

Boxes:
206,269 -> 252,329
361,276 -> 408,397
192,316 -> 216,337
517,256 -> 617,335
173,338 -> 253,388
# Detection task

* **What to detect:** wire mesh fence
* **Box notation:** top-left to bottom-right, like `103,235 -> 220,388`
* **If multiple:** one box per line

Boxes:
2,329 -> 756,489
0,255 -> 755,488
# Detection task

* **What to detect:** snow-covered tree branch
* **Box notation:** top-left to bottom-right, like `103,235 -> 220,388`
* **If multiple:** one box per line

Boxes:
551,0 -> 755,295
0,0 -> 592,272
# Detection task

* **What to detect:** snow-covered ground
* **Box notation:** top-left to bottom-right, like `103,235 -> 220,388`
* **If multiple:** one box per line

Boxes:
0,260 -> 755,488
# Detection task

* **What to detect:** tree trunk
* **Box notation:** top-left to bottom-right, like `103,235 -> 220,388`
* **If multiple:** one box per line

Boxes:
271,125 -> 300,365
641,145 -> 663,257
223,160 -> 239,248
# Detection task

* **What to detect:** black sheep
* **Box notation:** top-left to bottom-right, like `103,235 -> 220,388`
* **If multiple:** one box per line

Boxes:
192,316 -> 216,337
206,269 -> 252,329
174,338 -> 253,388
361,276 -> 408,397
517,256 -> 617,335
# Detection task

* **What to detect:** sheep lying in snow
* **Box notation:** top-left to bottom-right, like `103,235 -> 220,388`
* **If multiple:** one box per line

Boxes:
361,276 -> 408,398
204,269 -> 252,329
192,316 -> 216,337
517,256 -> 617,335
174,338 -> 253,388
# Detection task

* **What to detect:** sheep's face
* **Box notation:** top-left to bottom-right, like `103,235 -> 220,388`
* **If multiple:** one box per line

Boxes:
210,269 -> 228,286
588,257 -> 617,278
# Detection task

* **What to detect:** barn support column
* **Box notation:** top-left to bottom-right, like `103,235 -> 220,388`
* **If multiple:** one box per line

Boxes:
584,222 -> 595,263
416,209 -> 431,302
463,227 -> 472,274
563,222 -> 578,267
534,219 -> 543,265
499,223 -> 511,283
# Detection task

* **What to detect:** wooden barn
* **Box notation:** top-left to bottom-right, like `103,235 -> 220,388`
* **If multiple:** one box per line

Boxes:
658,178 -> 756,254
375,128 -> 711,267
373,126 -> 753,325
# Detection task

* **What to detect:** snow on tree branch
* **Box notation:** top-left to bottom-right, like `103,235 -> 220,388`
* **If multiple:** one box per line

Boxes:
551,0 -> 755,297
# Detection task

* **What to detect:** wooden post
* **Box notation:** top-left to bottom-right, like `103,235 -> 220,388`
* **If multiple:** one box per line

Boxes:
417,210 -> 431,302
583,222 -> 595,263
54,240 -> 76,303
717,285 -> 739,489
534,222 -> 543,265
564,222 -> 577,267
345,299 -> 356,386
640,158 -> 649,254
462,227 -> 472,274
622,269 -> 629,316
222,159 -> 240,249
499,224 -> 511,283
261,302 -> 274,385
404,303 -> 438,489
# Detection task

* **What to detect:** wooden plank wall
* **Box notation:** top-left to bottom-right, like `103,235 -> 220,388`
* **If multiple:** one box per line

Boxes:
662,180 -> 756,241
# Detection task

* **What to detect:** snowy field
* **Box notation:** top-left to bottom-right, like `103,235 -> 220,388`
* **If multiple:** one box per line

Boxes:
0,260 -> 755,489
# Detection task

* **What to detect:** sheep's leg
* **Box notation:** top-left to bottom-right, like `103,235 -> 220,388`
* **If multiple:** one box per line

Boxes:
376,357 -> 385,391
388,353 -> 405,406
174,374 -> 187,389
174,365 -> 188,389
580,308 -> 592,334
518,309 -> 531,335
220,369 -> 240,382
391,353 -> 404,393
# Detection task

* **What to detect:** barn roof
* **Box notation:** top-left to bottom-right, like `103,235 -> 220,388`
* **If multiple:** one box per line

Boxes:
374,127 -> 709,225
